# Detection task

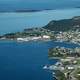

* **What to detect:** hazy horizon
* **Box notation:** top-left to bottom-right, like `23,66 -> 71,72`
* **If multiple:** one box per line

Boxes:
0,0 -> 80,11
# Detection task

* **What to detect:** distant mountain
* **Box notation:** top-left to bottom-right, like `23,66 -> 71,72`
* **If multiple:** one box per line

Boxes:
15,9 -> 53,12
75,7 -> 80,8
15,9 -> 42,12
0,9 -> 53,13
43,16 -> 80,31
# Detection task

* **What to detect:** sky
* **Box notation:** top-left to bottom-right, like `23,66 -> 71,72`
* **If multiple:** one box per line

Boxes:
0,0 -> 80,11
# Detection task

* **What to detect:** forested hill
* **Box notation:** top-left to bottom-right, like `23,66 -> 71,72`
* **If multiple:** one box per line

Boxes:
43,16 -> 80,31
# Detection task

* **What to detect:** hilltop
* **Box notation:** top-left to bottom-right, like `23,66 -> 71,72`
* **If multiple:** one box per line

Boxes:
43,16 -> 80,31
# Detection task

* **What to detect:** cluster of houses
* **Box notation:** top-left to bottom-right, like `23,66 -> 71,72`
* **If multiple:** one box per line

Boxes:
49,46 -> 80,58
0,28 -> 51,42
55,30 -> 80,44
17,35 -> 50,42
45,47 -> 80,80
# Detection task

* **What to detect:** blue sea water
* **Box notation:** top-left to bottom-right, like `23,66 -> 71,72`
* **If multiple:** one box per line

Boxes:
0,41 -> 80,80
1,8 -> 80,34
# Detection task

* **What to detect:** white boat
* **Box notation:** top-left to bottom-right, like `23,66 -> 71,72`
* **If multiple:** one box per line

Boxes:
43,65 -> 48,69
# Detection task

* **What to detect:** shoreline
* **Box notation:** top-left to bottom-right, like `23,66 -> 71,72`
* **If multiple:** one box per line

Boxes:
1,37 -> 80,46
0,37 -> 51,43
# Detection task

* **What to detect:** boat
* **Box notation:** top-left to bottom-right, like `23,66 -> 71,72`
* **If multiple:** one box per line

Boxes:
43,65 -> 48,69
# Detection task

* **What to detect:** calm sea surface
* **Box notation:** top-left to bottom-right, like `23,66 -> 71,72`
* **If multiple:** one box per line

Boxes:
0,41 -> 80,80
0,8 -> 80,34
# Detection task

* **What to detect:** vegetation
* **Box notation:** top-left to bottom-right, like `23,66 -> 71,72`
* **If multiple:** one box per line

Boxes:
54,70 -> 67,80
43,16 -> 80,31
48,47 -> 80,58
74,69 -> 80,79
0,28 -> 54,40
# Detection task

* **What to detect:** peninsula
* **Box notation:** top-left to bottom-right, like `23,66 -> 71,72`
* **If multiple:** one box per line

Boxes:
0,28 -> 52,42
44,46 -> 80,80
1,16 -> 80,44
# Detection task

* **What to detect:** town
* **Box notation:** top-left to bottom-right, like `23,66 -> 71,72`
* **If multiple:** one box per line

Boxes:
0,28 -> 52,42
54,29 -> 80,45
44,46 -> 80,80
1,26 -> 80,44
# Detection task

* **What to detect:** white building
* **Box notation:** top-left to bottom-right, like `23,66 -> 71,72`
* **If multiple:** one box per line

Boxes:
43,35 -> 50,39
17,38 -> 29,41
31,36 -> 41,40
67,66 -> 74,70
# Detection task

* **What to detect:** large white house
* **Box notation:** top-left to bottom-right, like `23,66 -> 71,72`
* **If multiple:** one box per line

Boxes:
42,35 -> 50,39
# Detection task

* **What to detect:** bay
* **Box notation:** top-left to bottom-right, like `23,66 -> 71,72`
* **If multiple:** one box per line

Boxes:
0,41 -> 80,80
